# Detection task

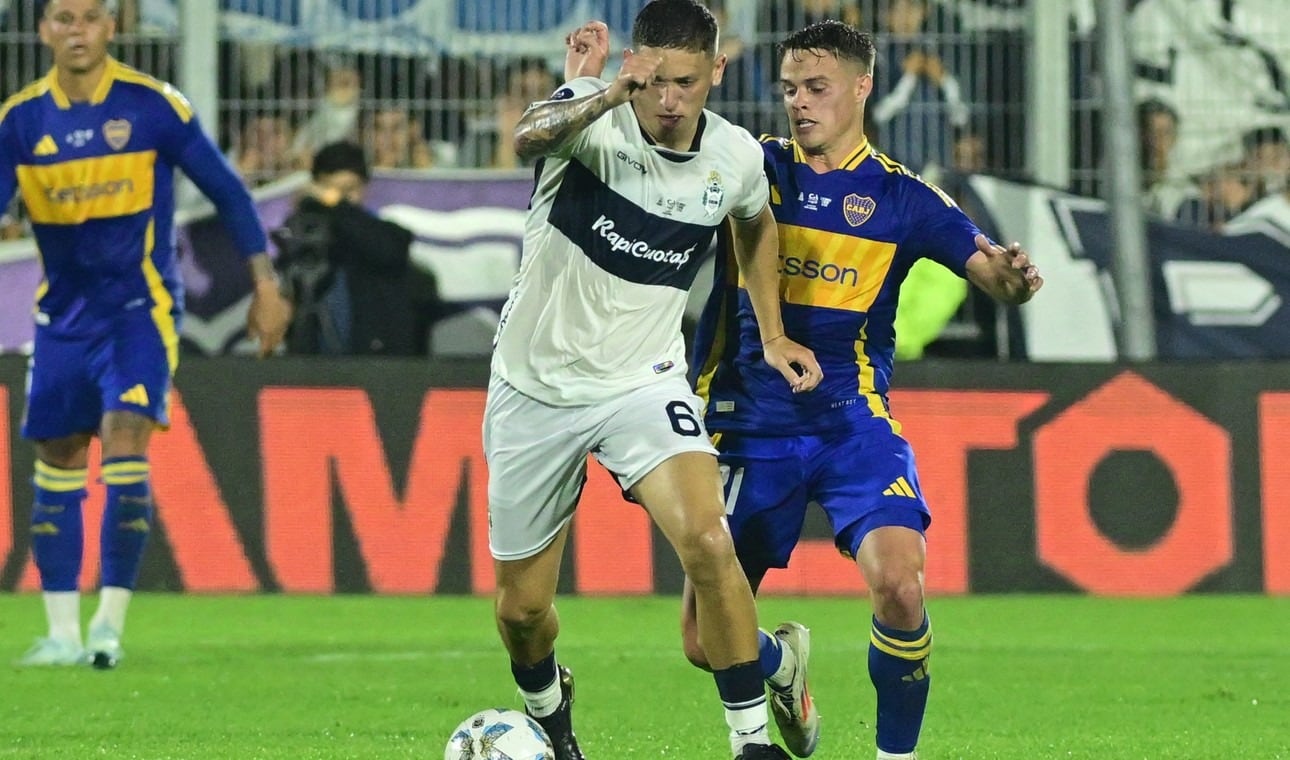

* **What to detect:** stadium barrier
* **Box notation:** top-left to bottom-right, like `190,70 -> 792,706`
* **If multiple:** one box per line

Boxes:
1,355 -> 1285,596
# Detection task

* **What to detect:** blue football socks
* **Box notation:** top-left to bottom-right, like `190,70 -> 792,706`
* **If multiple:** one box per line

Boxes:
100,456 -> 153,589
30,461 -> 88,591
868,613 -> 932,754
758,628 -> 783,679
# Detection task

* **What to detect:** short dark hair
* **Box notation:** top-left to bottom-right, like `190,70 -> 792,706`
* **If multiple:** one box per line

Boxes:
41,0 -> 116,17
1242,126 -> 1288,153
1137,98 -> 1179,125
779,20 -> 877,74
311,140 -> 369,182
632,0 -> 718,55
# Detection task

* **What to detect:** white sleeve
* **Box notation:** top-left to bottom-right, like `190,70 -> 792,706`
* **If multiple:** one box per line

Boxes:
730,129 -> 769,221
535,76 -> 615,161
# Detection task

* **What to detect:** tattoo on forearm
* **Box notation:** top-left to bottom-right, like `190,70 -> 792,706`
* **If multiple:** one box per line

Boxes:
514,90 -> 612,160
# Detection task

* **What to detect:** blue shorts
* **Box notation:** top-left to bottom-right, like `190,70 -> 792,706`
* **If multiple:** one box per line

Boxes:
22,313 -> 176,440
717,426 -> 931,579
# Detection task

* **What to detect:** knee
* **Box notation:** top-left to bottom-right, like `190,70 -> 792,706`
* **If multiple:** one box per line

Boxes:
868,565 -> 925,623
35,437 -> 90,470
674,522 -> 737,587
494,592 -> 551,636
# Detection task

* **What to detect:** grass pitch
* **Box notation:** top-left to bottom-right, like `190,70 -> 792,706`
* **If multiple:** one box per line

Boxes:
1,594 -> 1286,759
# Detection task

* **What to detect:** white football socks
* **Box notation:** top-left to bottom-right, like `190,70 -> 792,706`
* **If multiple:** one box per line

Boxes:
89,585 -> 132,635
43,591 -> 81,645
519,673 -> 563,719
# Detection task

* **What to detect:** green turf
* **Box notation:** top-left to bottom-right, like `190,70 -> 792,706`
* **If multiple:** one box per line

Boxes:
1,594 -> 1286,759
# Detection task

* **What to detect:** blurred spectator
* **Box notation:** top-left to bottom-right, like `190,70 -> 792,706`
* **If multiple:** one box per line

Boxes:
1242,126 -> 1290,198
1176,161 -> 1260,231
1226,172 -> 1290,235
231,113 -> 298,188
1137,98 -> 1199,219
1139,99 -> 1176,191
274,141 -> 434,356
364,107 -> 436,170
870,0 -> 972,173
1131,0 -> 1290,183
894,260 -> 969,361
950,126 -> 987,174
2,196 -> 28,240
760,0 -> 864,34
706,0 -> 778,134
489,57 -> 557,169
290,56 -> 362,166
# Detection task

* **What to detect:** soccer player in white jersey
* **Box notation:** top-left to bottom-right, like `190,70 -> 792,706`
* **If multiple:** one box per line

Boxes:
483,2 -> 823,759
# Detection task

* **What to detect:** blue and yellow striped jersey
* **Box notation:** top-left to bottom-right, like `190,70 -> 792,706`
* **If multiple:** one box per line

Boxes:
0,57 -> 266,337
691,136 -> 980,435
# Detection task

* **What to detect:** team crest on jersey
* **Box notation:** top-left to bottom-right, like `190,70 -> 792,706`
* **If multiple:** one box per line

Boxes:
842,193 -> 876,227
702,170 -> 725,216
103,119 -> 132,151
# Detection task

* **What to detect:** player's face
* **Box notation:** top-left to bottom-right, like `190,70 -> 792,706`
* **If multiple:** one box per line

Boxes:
631,45 -> 727,151
779,48 -> 871,158
40,0 -> 116,75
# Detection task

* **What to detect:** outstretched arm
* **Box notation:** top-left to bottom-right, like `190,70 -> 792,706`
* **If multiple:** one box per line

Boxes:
964,233 -> 1044,305
731,207 -> 823,393
514,39 -> 660,161
513,90 -> 618,162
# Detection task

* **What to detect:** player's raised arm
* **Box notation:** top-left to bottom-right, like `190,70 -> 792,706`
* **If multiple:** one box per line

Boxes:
565,21 -> 610,82
514,47 -> 660,161
964,233 -> 1044,305
730,207 -> 823,393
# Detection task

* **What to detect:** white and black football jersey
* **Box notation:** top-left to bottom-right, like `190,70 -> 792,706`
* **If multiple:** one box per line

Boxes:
492,76 -> 769,406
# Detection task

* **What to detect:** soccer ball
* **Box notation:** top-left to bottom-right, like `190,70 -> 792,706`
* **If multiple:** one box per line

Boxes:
443,707 -> 555,760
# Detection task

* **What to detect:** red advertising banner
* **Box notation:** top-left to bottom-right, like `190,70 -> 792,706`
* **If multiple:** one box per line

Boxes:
0,357 -> 1285,595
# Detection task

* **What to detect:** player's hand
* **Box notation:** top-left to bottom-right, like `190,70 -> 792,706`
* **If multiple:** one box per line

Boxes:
763,336 -> 823,394
604,48 -> 660,107
974,233 -> 1043,304
565,21 -> 610,82
248,277 -> 292,357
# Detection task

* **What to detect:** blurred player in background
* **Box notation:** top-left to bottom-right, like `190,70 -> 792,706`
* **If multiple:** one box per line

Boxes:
483,2 -> 822,758
681,20 -> 1044,760
0,0 -> 290,668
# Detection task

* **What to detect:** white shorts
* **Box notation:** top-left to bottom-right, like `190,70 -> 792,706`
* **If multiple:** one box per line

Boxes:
483,373 -> 718,560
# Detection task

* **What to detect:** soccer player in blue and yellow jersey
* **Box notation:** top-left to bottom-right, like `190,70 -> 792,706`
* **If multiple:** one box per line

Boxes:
0,0 -> 291,668
680,21 -> 1044,760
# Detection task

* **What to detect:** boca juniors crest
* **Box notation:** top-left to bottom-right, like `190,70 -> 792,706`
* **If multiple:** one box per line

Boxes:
103,119 -> 132,151
843,193 -> 875,227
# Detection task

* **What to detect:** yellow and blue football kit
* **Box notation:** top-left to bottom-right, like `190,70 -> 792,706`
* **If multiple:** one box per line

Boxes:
0,57 -> 267,439
691,135 -> 980,757
691,136 -> 981,567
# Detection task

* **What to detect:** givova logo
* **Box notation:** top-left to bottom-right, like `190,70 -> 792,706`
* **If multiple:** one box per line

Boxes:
591,214 -> 695,269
